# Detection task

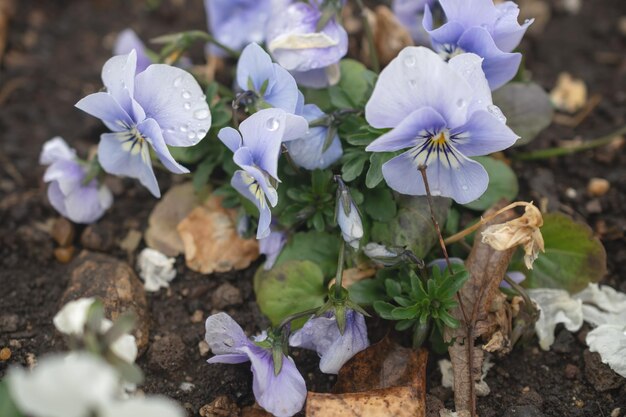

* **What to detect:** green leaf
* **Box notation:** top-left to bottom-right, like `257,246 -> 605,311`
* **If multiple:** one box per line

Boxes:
391,305 -> 419,320
373,300 -> 396,320
363,187 -> 397,222
341,150 -> 369,182
332,59 -> 373,108
0,381 -> 24,417
493,82 -> 554,146
192,154 -> 221,191
349,278 -> 386,306
463,156 -> 519,211
169,137 -> 213,164
522,213 -> 607,293
371,195 -> 450,259
365,153 -> 393,189
273,231 -> 340,278
384,278 -> 402,298
254,260 -> 326,327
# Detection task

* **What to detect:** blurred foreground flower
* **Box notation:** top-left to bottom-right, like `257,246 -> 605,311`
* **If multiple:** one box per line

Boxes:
392,0 -> 435,45
365,47 -> 519,204
205,313 -> 306,417
76,50 -> 212,197
137,248 -> 177,292
40,137 -> 112,224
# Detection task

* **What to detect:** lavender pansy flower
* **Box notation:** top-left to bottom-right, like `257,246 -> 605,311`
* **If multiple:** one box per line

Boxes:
365,47 -> 519,204
205,313 -> 306,417
267,0 -> 348,88
259,228 -> 287,270
204,0 -> 271,56
337,199 -> 363,249
500,271 -> 526,289
290,309 -> 369,374
393,0 -> 436,45
219,108 -> 307,239
40,137 -> 113,224
236,43 -> 300,113
423,0 -> 533,89
114,29 -> 152,74
285,104 -> 343,170
76,50 -> 212,198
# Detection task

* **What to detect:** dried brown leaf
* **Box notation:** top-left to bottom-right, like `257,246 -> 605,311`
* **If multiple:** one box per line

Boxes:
177,195 -> 259,274
145,183 -> 199,257
307,386 -> 423,417
327,266 -> 377,289
361,6 -> 413,67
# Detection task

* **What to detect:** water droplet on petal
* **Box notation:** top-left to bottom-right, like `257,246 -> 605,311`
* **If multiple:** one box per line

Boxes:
409,79 -> 418,88
266,117 -> 280,131
183,102 -> 191,110
187,131 -> 196,140
173,76 -> 183,88
200,94 -> 207,101
198,129 -> 207,137
461,185 -> 468,191
179,125 -> 188,133
404,55 -> 416,67
487,104 -> 507,123
193,109 -> 210,120
456,98 -> 466,108
182,90 -> 191,99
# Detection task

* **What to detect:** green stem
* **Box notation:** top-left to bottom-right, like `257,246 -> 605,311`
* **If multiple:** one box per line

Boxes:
190,31 -> 241,58
277,307 -> 321,333
82,158 -> 103,186
334,240 -> 346,300
514,124 -> 626,161
355,0 -> 380,73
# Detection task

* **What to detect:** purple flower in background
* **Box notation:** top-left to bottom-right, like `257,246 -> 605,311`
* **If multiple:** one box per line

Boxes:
424,0 -> 533,89
76,50 -> 212,198
204,0 -> 272,56
205,313 -> 306,417
267,0 -> 348,88
392,0 -> 436,45
285,104 -> 343,170
236,43 -> 300,113
114,29 -> 152,74
259,229 -> 287,270
219,108 -> 307,238
290,310 -> 369,374
500,271 -> 526,289
40,137 -> 113,224
427,257 -> 465,272
365,47 -> 519,204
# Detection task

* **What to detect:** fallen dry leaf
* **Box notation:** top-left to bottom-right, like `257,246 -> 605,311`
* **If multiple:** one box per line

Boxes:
550,72 -> 588,113
361,6 -> 413,67
145,182 -> 199,256
306,337 -> 427,417
327,266 -> 377,289
177,195 -> 259,274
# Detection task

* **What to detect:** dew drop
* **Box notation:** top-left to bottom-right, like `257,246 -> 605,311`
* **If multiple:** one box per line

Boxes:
183,102 -> 191,110
200,94 -> 207,101
173,76 -> 183,88
182,90 -> 192,99
198,129 -> 207,137
193,109 -> 210,120
461,185 -> 468,191
266,117 -> 280,131
179,125 -> 188,133
404,55 -> 416,67
187,131 -> 197,140
409,79 -> 418,88
456,98 -> 466,108
487,104 -> 507,123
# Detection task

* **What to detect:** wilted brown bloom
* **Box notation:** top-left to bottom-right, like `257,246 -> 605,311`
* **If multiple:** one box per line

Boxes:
481,204 -> 545,269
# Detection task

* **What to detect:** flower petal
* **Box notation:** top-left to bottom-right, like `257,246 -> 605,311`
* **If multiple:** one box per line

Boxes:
450,109 -> 519,156
47,181 -> 69,218
137,118 -> 189,174
101,50 -> 137,112
65,185 -> 110,224
425,149 -> 489,204
381,152 -> 426,196
231,170 -> 274,239
40,137 -> 76,165
75,92 -> 134,132
448,53 -> 492,113
204,312 -> 250,355
218,127 -> 243,152
438,0 -> 498,28
43,159 -> 84,195
114,29 -> 152,74
237,43 -> 276,92
492,2 -> 533,52
266,64 -> 300,113
290,65 -> 341,88
134,65 -> 212,147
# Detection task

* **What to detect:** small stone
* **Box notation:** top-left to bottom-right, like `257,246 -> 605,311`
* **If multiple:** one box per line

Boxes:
503,405 -> 545,417
564,364 -> 580,379
0,347 -> 12,361
179,382 -> 195,392
25,352 -> 37,369
80,224 -> 115,252
565,188 -> 577,199
199,395 -> 240,417
521,386 -> 530,393
573,398 -> 584,408
0,314 -> 20,332
191,310 -> 204,323
148,333 -> 186,373
587,178 -> 610,197
62,251 -> 150,354
583,349 -> 625,391
611,408 -> 621,417
54,246 -> 75,263
51,217 -> 74,246
198,340 -> 210,357
585,199 -> 602,214
211,283 -> 243,310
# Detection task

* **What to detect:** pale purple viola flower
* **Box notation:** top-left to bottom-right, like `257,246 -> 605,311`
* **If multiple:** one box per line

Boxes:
424,0 -> 533,89
236,43 -> 299,113
267,0 -> 348,88
393,0 -> 436,45
365,47 -> 519,204
500,271 -> 526,289
114,29 -> 152,74
285,104 -> 343,170
204,0 -> 271,56
219,108 -> 307,239
290,310 -> 369,374
76,50 -> 212,198
259,229 -> 287,270
40,137 -> 113,224
337,199 -> 363,249
205,313 -> 306,417
427,257 -> 465,272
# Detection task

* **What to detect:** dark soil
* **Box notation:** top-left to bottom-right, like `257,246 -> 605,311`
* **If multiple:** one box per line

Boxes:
1,0 -> 624,416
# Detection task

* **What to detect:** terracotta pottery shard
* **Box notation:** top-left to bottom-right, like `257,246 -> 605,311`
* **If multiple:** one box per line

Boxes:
61,251 -> 150,355
177,195 -> 259,274
307,337 -> 428,417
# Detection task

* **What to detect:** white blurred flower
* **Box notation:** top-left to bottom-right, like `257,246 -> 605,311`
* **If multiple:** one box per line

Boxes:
527,288 -> 583,351
137,248 -> 177,292
99,397 -> 185,417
